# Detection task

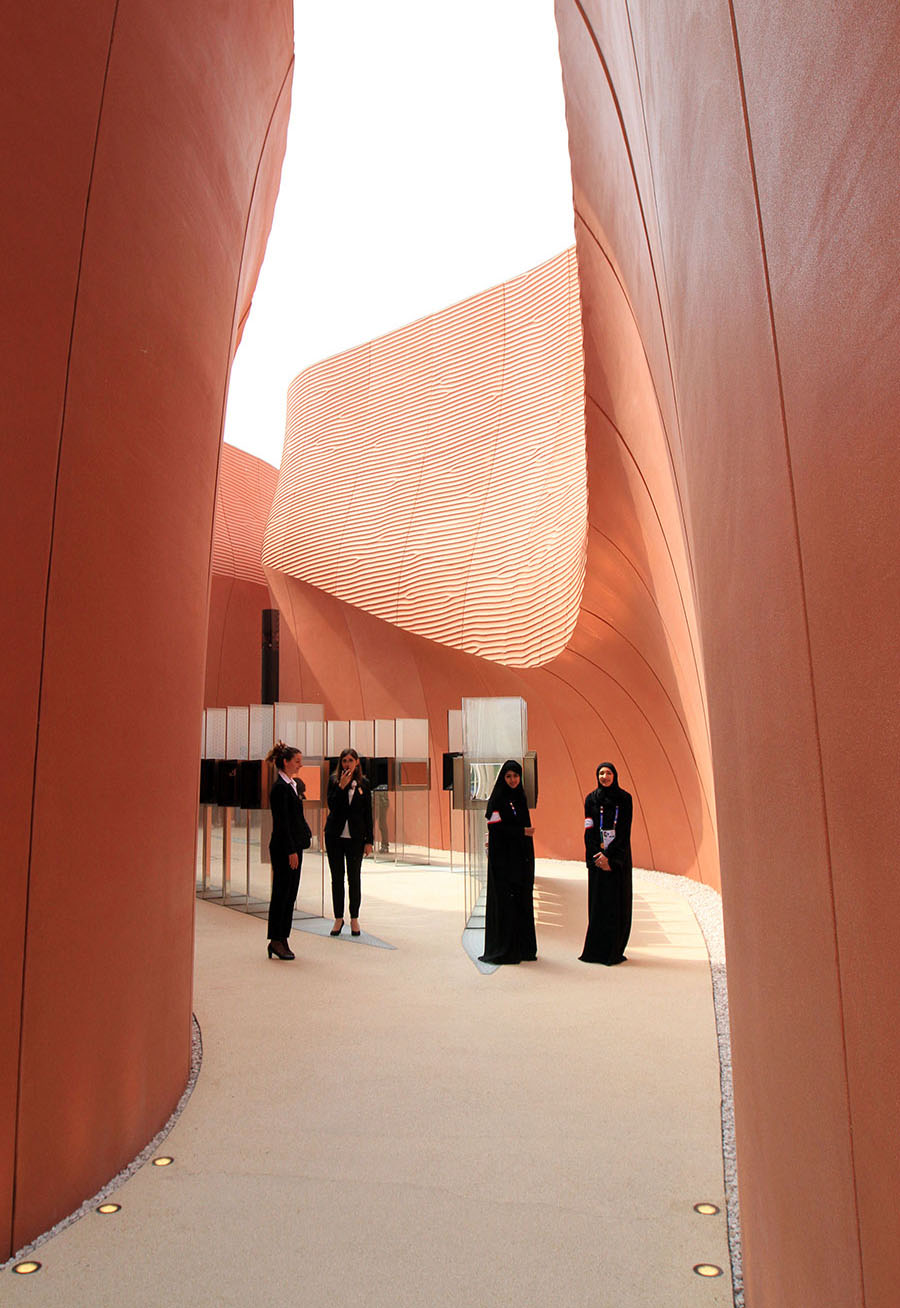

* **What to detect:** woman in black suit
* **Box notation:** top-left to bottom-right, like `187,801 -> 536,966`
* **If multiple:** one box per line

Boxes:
265,741 -> 311,960
324,748 -> 373,937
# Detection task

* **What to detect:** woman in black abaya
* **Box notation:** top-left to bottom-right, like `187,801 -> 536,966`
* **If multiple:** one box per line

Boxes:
580,761 -> 633,965
478,760 -> 537,965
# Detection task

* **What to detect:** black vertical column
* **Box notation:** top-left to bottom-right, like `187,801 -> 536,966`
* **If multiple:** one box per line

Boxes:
261,608 -> 279,704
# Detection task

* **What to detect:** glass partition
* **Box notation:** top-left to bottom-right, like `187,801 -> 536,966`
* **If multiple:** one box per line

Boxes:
370,720 -> 395,861
199,708 -> 227,899
446,710 -> 465,878
394,718 -> 430,864
460,697 -> 528,925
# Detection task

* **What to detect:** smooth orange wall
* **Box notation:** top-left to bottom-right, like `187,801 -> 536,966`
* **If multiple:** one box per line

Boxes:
554,1 -> 900,1303
0,0 -> 292,1257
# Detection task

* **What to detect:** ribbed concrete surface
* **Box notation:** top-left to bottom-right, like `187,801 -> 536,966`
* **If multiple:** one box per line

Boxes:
4,862 -> 732,1306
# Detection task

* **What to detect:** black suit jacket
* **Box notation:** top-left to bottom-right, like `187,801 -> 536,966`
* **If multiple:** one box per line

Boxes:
269,777 -> 312,860
324,775 -> 374,844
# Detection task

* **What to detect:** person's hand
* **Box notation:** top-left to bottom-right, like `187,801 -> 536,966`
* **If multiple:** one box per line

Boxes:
288,852 -> 299,870
594,851 -> 610,870
364,843 -> 373,857
524,826 -> 534,836
339,766 -> 354,789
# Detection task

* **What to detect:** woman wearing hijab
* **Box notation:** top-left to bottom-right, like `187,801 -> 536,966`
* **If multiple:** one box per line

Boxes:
478,759 -> 537,965
324,747 -> 374,937
264,741 -> 312,960
580,761 -> 633,965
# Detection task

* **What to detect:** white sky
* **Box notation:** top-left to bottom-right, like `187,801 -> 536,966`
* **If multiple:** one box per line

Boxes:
223,0 -> 575,469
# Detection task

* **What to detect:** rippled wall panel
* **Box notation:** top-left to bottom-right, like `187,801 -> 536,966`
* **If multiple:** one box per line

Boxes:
554,1 -> 900,1303
0,0 -> 292,1257
265,251 -> 587,667
264,249 -> 717,883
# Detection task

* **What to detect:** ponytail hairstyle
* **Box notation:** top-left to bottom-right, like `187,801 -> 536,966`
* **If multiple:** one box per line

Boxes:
265,741 -> 305,794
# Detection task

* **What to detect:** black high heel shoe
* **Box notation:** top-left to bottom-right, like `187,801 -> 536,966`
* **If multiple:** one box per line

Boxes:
267,940 -> 292,960
330,920 -> 344,937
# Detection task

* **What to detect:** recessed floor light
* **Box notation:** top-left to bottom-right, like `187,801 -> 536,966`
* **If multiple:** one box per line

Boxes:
12,1261 -> 41,1275
152,1156 -> 174,1167
694,1202 -> 720,1215
693,1263 -> 724,1277
97,1203 -> 121,1214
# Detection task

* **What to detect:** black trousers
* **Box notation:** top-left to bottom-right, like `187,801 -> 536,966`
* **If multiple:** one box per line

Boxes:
267,852 -> 302,940
325,837 -> 364,918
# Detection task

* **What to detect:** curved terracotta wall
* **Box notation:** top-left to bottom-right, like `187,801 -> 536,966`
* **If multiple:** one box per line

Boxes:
0,0 -> 292,1258
206,443 -> 302,707
553,1 -> 900,1304
263,250 -> 717,882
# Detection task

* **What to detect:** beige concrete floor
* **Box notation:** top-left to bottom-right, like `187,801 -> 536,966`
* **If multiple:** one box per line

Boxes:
5,860 -> 733,1306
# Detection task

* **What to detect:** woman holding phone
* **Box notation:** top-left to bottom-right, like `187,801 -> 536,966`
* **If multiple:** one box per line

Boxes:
324,748 -> 373,937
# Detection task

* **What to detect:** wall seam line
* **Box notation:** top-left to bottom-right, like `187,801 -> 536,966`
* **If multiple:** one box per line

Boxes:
725,4 -> 866,1301
570,0 -> 695,591
10,0 -> 123,1258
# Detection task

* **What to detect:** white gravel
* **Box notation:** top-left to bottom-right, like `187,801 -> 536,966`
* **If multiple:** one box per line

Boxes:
635,867 -> 743,1307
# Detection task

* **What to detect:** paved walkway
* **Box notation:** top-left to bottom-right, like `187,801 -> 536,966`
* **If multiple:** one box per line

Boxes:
4,859 -> 734,1306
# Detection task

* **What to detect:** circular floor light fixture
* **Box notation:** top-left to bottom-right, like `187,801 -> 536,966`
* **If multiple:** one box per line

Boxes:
152,1156 -> 174,1167
693,1202 -> 720,1215
97,1203 -> 121,1214
693,1263 -> 724,1278
12,1261 -> 42,1275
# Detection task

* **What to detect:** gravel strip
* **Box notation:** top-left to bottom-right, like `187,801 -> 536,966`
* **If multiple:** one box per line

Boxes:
2,1014 -> 203,1272
635,867 -> 743,1307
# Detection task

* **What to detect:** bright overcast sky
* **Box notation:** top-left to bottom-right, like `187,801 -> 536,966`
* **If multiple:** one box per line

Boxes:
223,0 -> 575,469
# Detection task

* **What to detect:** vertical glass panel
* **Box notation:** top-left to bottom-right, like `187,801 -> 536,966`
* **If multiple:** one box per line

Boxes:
205,708 -> 226,760
225,707 -> 250,761
396,718 -> 429,760
460,697 -> 528,925
247,809 -> 273,912
205,806 -> 225,898
371,785 -> 395,861
374,718 -> 395,756
327,720 -> 350,756
301,718 -> 325,758
274,702 -> 299,746
249,704 -> 275,760
225,810 -> 249,904
447,709 -> 463,753
461,697 -> 526,759
349,719 -> 375,757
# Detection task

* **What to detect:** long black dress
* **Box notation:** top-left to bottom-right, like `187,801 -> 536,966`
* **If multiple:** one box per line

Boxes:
478,761 -> 537,965
579,762 -> 633,965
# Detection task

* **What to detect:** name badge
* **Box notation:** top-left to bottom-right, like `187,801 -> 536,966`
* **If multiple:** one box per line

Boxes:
601,829 -> 616,849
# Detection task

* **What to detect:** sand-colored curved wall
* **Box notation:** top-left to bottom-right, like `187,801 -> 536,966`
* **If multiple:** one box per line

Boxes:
0,0 -> 292,1258
554,1 -> 900,1303
263,250 -> 717,880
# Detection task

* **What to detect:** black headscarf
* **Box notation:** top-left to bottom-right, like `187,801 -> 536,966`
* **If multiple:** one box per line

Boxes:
591,761 -> 621,817
485,759 -> 531,828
